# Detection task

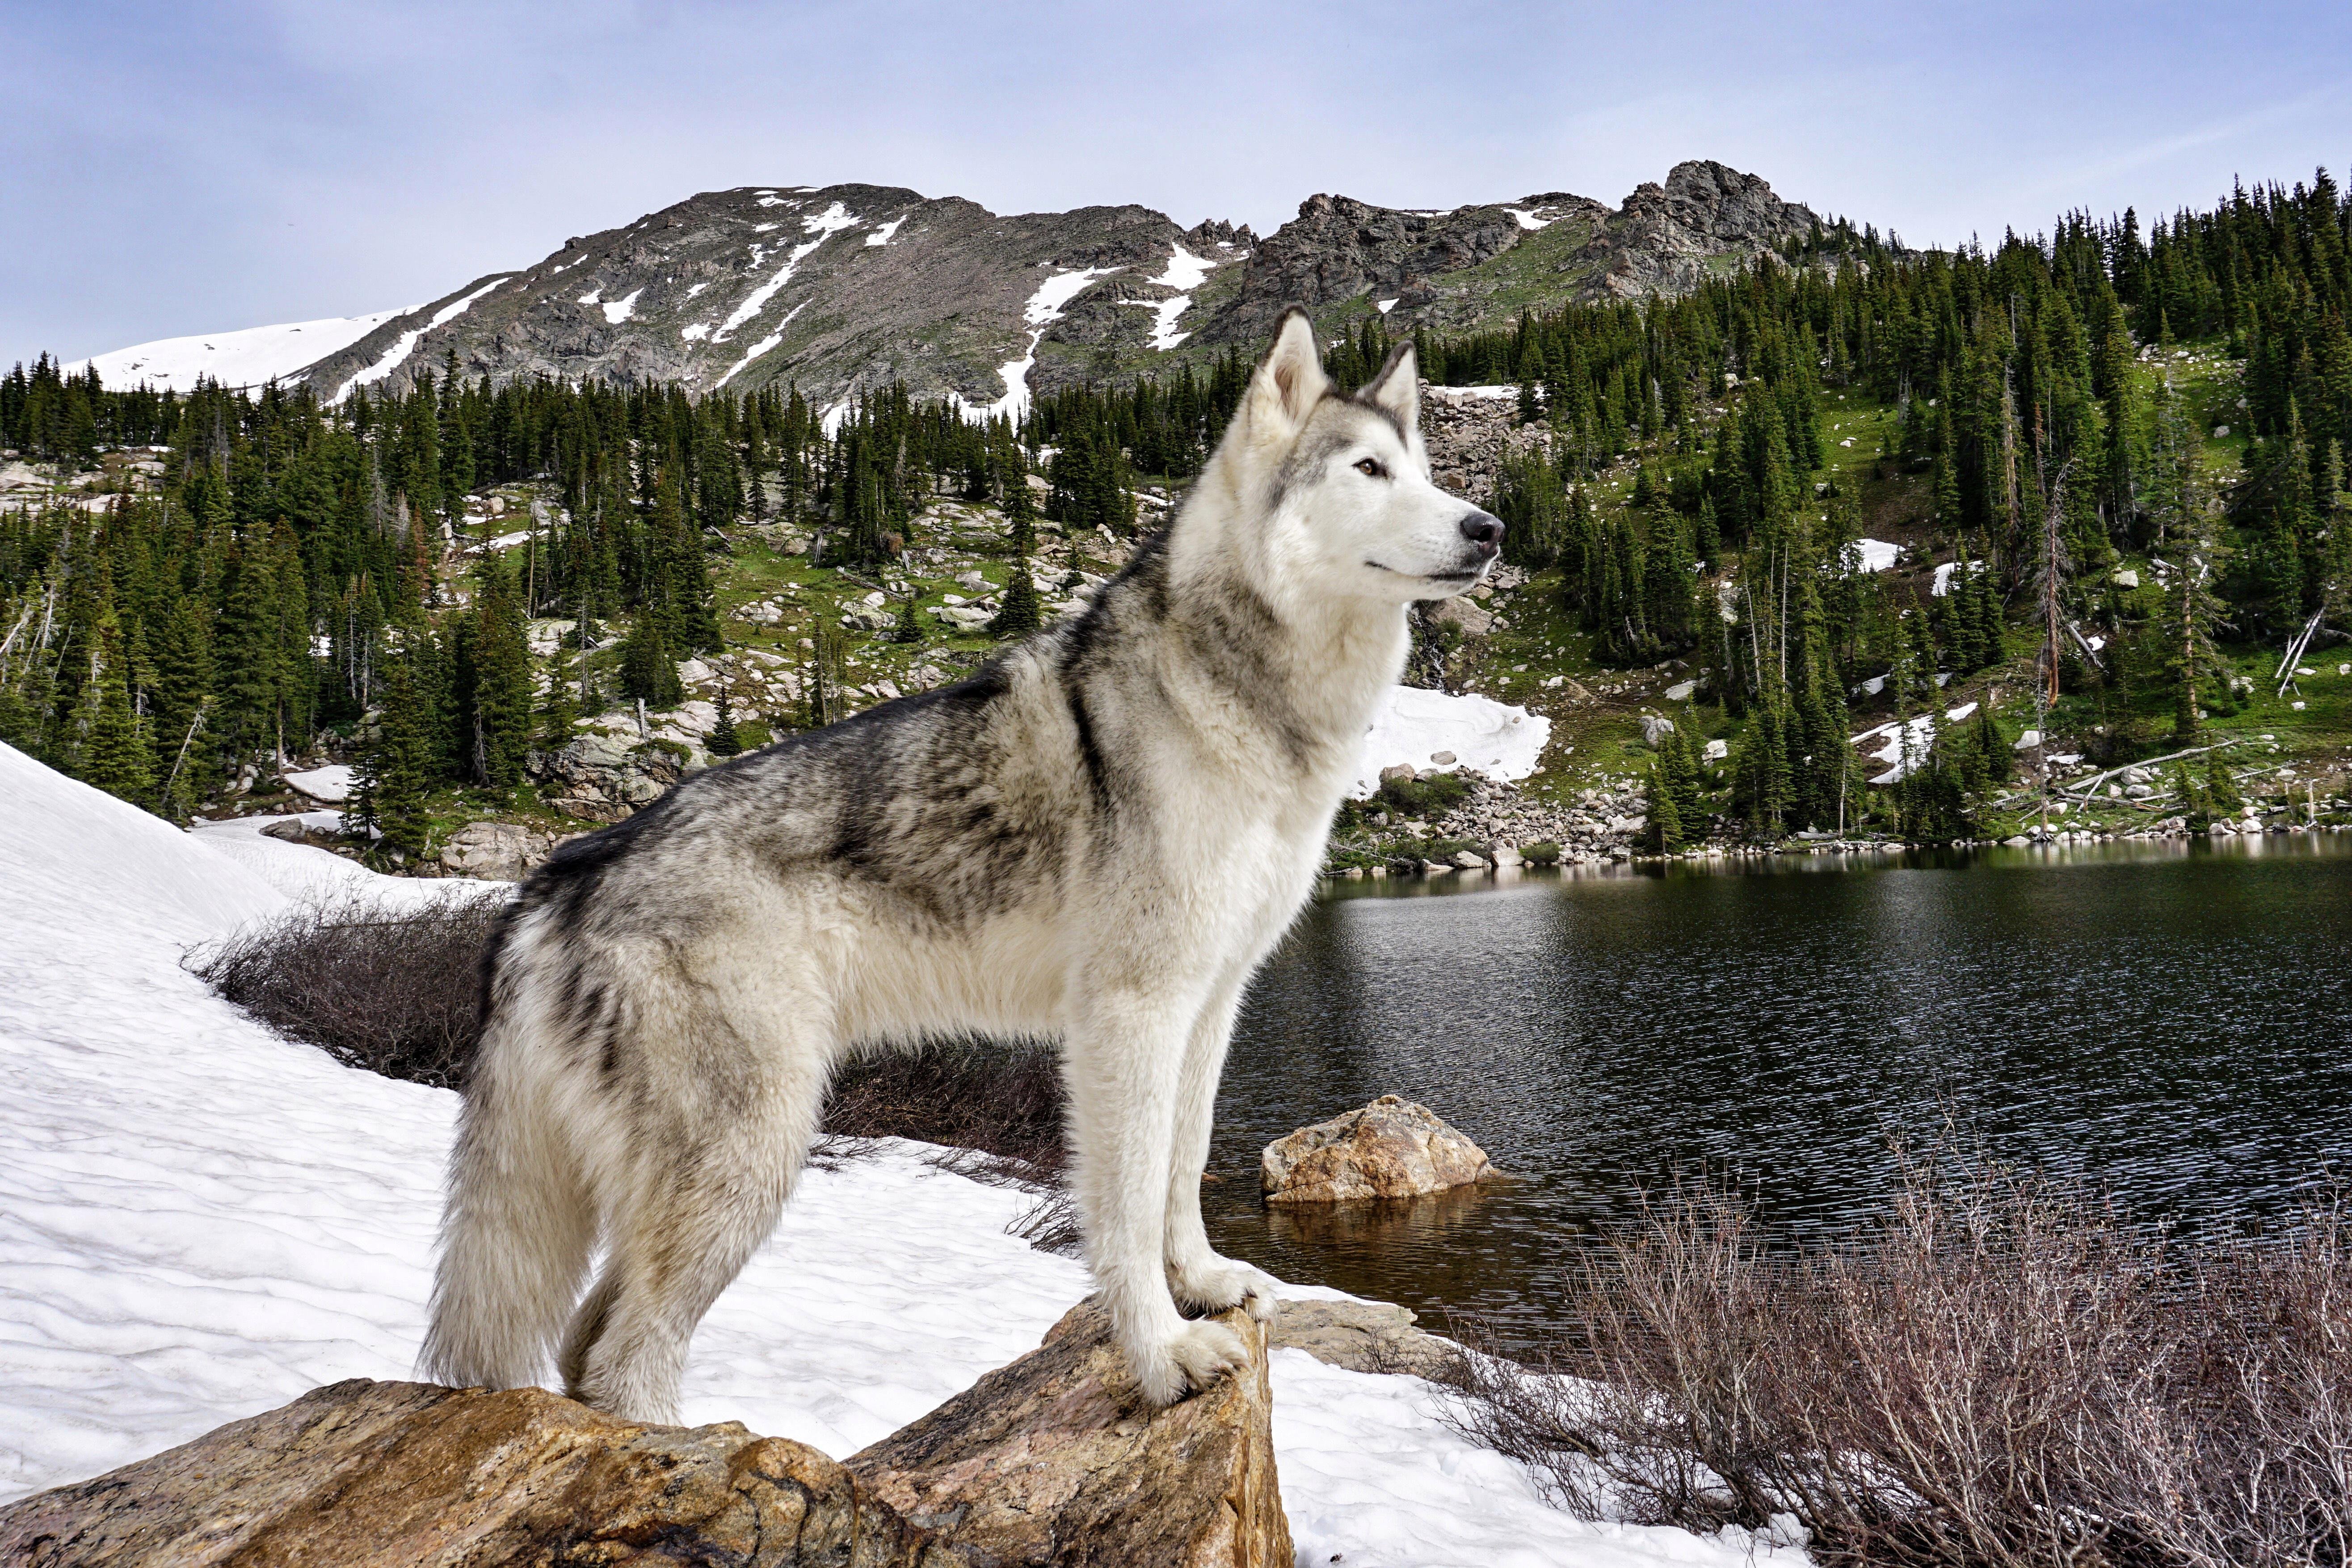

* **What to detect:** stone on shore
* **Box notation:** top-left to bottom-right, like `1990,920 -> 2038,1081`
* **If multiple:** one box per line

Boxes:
1260,1095 -> 1504,1204
848,1297 -> 1292,1568
1268,1299 -> 1456,1381
0,1378 -> 945,1567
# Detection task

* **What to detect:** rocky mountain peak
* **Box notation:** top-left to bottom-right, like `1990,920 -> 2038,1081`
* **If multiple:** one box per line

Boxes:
243,161 -> 1839,412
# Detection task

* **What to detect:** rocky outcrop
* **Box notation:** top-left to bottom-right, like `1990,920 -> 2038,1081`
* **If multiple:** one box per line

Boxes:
530,732 -> 686,823
431,820 -> 561,881
848,1298 -> 1293,1568
1261,1096 -> 1504,1204
0,1378 -> 945,1567
1267,1299 -> 1456,1381
1421,386 -> 1550,504
1588,160 -> 1822,301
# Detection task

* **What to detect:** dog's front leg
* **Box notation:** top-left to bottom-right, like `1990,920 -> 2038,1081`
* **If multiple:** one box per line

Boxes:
1065,984 -> 1251,1405
1162,971 -> 1281,1321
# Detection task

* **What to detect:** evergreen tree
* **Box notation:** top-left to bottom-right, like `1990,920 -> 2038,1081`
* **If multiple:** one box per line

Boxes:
989,557 -> 1043,639
347,658 -> 433,862
619,613 -> 682,707
707,688 -> 742,757
466,558 -> 534,786
892,591 -> 923,644
1645,758 -> 1686,853
2205,752 -> 2244,817
78,619 -> 153,805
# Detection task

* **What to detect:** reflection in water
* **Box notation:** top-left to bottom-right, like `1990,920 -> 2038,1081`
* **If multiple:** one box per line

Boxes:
1205,836 -> 2352,1349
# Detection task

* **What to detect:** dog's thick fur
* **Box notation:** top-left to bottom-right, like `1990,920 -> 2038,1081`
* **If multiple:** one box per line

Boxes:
421,311 -> 1501,1421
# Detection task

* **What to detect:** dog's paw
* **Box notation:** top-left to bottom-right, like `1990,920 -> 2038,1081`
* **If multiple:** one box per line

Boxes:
1128,1317 -> 1252,1406
1169,1254 -> 1282,1323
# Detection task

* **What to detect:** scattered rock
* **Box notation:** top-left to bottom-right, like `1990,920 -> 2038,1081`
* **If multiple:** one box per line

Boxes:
0,1378 -> 944,1568
848,1297 -> 1293,1568
1261,1095 -> 1505,1204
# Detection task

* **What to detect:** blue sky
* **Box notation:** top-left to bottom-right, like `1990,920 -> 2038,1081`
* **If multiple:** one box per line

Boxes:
5,0 -> 2348,366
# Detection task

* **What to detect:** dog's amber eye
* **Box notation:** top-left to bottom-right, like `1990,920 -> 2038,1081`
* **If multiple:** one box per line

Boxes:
1355,458 -> 1385,479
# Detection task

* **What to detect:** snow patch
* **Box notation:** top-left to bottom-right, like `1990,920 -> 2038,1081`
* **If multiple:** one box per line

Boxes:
1351,685 -> 1550,798
716,301 -> 808,387
684,282 -> 709,299
334,277 -> 510,403
1425,384 -> 1520,403
1502,206 -> 1556,231
576,287 -> 602,307
1376,298 -> 1401,314
714,202 -> 858,343
865,214 -> 908,247
680,322 -> 711,341
81,307 -> 419,394
1126,243 -> 1219,352
1847,538 -> 1900,573
953,265 -> 1121,424
601,288 -> 643,325
280,764 -> 353,804
1851,715 -> 1937,785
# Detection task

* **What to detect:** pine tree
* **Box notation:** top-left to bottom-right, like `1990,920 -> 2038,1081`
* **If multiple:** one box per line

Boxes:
707,688 -> 742,757
989,557 -> 1043,639
78,620 -> 153,805
893,591 -> 923,644
1645,759 -> 1686,853
619,613 -> 682,707
347,658 -> 433,862
467,559 -> 534,787
2205,752 -> 2244,817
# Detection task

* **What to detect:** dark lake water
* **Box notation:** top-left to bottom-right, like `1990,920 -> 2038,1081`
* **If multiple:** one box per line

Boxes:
1202,835 -> 2352,1347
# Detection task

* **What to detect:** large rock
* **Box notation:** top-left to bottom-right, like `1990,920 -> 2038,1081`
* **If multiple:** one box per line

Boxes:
1267,1299 -> 1456,1382
433,820 -> 558,881
0,1378 -> 947,1567
1261,1095 -> 1504,1204
848,1298 -> 1292,1568
530,731 -> 686,823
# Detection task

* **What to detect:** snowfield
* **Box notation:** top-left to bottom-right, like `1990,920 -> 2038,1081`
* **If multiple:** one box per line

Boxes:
1354,684 -> 1553,798
0,743 -> 1782,1566
79,308 -> 416,394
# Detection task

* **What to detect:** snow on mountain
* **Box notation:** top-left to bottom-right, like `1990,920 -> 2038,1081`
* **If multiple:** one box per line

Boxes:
332,275 -> 512,402
78,307 -> 416,393
0,744 -> 1787,1566
1353,685 -> 1553,798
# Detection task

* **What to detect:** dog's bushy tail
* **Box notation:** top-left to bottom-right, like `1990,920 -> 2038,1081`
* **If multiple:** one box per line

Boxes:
418,908 -> 596,1392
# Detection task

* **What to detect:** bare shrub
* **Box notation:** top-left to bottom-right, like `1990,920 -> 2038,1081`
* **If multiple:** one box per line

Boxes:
191,903 -> 1073,1180
189,895 -> 503,1089
1438,1146 -> 2352,1568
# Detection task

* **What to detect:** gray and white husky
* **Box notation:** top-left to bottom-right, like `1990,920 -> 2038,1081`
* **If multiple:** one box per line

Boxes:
422,309 -> 1502,1421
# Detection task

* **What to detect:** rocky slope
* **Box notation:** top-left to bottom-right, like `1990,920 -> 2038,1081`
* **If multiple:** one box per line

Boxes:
269,161 -> 1828,411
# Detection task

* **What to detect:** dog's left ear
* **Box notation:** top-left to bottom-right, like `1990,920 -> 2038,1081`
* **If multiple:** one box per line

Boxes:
1244,308 -> 1329,442
1361,342 -> 1419,431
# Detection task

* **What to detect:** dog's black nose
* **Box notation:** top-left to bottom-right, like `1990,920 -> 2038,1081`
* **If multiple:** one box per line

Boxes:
1459,511 -> 1503,558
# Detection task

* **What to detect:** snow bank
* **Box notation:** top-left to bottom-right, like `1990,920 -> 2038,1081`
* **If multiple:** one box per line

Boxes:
1851,714 -> 1936,785
0,747 -> 1781,1565
1502,206 -> 1558,231
1847,538 -> 1900,573
714,201 -> 858,345
281,764 -> 353,804
81,308 -> 417,394
1352,684 -> 1551,798
865,214 -> 908,247
601,288 -> 643,326
955,265 -> 1121,424
334,277 -> 511,403
1132,243 -> 1218,351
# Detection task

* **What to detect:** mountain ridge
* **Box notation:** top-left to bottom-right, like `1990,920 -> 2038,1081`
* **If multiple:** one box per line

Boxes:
87,161 -> 1834,412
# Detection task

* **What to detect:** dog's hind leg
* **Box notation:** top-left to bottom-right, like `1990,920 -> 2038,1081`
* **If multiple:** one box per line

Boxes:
1065,982 -> 1250,1406
1161,970 -> 1280,1321
561,1014 -> 829,1424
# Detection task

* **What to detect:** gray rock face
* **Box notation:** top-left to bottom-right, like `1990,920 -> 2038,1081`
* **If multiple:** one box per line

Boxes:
268,163 -> 1831,411
433,820 -> 560,881
529,733 -> 685,823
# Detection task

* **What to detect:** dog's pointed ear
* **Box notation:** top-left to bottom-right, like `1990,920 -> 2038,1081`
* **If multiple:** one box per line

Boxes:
1244,308 -> 1329,441
1362,341 -> 1419,430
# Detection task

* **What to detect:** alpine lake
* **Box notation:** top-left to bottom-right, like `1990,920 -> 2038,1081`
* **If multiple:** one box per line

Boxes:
1201,833 -> 2352,1350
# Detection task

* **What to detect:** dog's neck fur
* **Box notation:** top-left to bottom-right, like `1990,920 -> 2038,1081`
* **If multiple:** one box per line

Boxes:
1155,425 -> 1410,789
